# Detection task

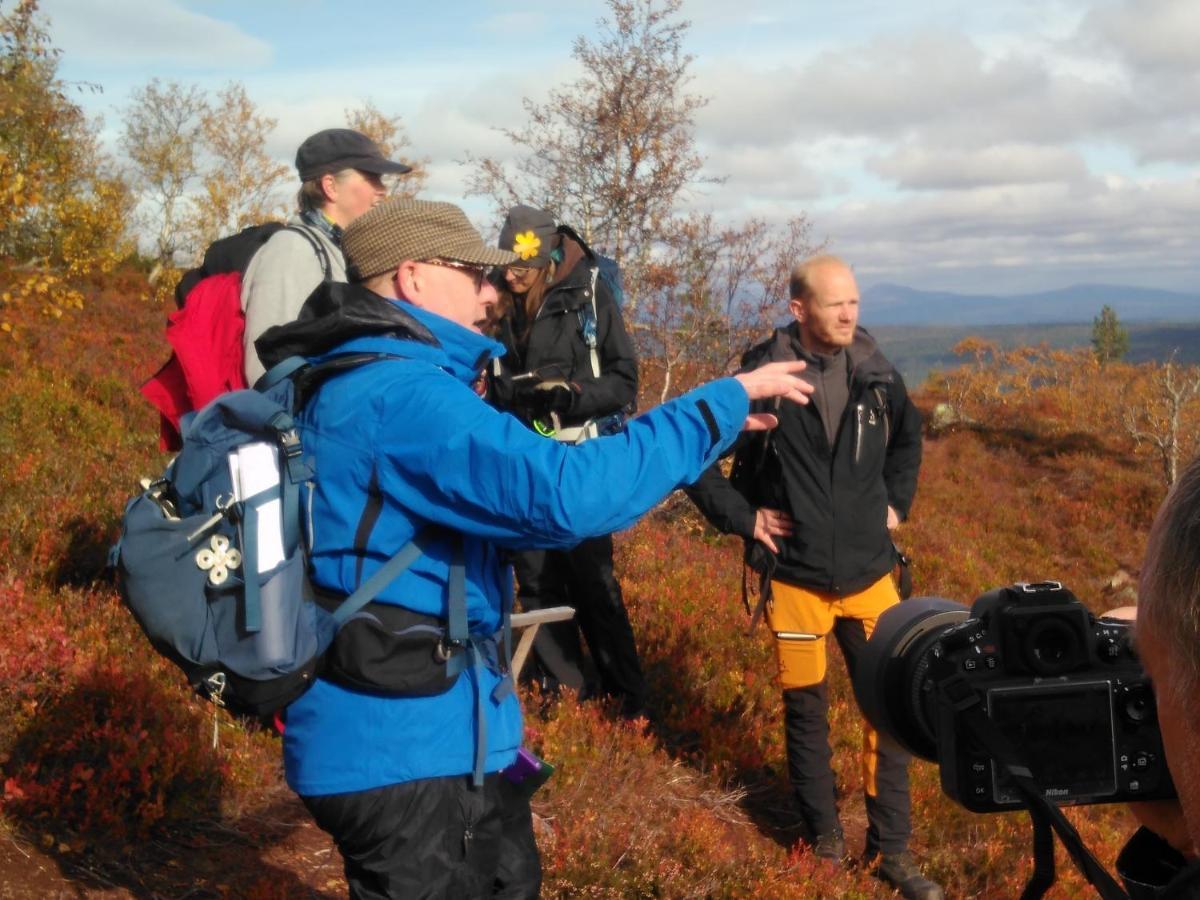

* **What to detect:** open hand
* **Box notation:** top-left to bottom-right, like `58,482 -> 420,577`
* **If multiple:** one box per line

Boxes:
754,508 -> 794,554
734,361 -> 812,432
735,360 -> 813,403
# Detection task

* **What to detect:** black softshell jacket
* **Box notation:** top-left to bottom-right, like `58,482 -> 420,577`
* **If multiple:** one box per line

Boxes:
685,323 -> 922,595
489,229 -> 637,429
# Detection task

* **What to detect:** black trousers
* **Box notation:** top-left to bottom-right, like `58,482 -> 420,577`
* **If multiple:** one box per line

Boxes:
511,534 -> 646,712
301,773 -> 541,900
782,616 -> 912,858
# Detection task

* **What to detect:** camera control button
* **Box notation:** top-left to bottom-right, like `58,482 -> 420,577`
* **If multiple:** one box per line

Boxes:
984,656 -> 998,670
963,659 -> 978,672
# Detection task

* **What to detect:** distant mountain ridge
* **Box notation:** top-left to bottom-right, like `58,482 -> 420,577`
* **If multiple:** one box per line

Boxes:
862,282 -> 1199,326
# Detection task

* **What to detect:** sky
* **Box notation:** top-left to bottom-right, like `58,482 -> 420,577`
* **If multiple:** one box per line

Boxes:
29,0 -> 1200,295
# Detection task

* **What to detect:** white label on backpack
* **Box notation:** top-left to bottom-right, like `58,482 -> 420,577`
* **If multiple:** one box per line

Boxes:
228,442 -> 285,573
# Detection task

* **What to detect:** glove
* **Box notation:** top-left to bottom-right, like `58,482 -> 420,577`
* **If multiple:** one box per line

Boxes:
513,378 -> 579,419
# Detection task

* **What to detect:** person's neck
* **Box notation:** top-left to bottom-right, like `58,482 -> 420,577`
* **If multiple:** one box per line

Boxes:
364,275 -> 399,300
305,208 -> 345,243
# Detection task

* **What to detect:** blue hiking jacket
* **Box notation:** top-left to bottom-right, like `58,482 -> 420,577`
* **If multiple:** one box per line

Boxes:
268,284 -> 748,796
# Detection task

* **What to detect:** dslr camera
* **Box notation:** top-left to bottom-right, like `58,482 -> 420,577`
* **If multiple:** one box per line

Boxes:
853,581 -> 1174,813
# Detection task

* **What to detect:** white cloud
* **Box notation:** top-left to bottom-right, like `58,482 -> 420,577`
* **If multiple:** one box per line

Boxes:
39,0 -> 1199,294
695,31 -> 1137,151
870,144 -> 1090,190
40,0 -> 272,69
1078,0 -> 1200,74
820,175 -> 1200,291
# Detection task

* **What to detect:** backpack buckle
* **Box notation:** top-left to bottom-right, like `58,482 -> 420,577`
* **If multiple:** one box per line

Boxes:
204,671 -> 227,707
435,637 -> 464,663
278,428 -> 302,460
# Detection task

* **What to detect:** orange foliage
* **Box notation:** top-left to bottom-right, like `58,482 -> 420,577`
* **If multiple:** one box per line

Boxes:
0,269 -> 1186,896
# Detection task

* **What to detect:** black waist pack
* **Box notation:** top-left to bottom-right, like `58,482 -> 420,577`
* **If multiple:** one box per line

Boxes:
318,594 -> 462,697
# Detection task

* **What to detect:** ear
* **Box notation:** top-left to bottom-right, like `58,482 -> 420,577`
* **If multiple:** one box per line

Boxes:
319,172 -> 339,204
788,298 -> 805,323
393,260 -> 422,302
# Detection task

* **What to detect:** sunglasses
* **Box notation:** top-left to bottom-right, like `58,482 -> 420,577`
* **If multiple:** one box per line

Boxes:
420,258 -> 491,293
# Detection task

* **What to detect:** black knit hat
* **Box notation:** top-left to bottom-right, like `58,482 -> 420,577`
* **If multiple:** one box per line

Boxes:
498,205 -> 559,268
295,128 -> 413,181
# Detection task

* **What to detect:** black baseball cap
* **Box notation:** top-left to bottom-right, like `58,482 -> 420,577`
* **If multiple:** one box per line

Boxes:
295,128 -> 413,181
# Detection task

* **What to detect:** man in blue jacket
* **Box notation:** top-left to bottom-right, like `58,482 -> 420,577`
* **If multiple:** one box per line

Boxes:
253,197 -> 814,899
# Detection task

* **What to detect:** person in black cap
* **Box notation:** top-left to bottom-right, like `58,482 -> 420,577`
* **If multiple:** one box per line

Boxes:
485,204 -> 647,719
240,128 -> 412,382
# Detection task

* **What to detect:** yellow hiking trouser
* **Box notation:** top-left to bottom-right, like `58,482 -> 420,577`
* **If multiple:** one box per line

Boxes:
767,573 -> 900,796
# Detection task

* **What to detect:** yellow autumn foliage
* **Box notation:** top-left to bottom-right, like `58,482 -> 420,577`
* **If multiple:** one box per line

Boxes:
0,0 -> 132,317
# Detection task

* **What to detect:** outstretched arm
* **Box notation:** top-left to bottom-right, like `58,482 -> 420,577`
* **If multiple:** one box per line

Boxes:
375,362 -> 811,549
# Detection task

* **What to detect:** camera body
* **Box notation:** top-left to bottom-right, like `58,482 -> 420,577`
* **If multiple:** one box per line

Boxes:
854,582 -> 1175,813
931,581 -> 1170,811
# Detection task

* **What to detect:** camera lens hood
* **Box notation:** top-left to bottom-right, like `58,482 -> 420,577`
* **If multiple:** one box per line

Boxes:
852,596 -> 969,760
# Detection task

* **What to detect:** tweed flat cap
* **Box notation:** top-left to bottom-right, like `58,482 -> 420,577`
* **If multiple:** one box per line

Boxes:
343,198 -> 519,281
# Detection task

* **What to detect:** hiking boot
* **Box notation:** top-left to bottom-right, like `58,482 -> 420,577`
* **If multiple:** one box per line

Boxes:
874,852 -> 944,900
812,830 -> 847,864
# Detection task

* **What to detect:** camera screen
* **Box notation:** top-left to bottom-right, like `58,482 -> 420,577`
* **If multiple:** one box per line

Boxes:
987,680 -> 1116,804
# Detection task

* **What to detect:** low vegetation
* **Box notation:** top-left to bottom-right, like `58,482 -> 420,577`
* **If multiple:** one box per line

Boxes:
0,264 -> 1191,897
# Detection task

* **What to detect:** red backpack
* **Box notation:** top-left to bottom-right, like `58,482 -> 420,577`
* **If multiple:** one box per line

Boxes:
141,224 -> 331,450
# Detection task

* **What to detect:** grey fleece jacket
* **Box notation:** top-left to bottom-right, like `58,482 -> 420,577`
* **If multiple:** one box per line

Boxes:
240,213 -> 346,383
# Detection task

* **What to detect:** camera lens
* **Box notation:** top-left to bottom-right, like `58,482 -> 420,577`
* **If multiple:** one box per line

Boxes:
852,597 -> 969,761
1026,617 -> 1082,676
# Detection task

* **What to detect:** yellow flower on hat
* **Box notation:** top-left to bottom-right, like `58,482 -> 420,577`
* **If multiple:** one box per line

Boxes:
512,230 -> 542,261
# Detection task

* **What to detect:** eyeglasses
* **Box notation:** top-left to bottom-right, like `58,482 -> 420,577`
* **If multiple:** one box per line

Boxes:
419,258 -> 491,293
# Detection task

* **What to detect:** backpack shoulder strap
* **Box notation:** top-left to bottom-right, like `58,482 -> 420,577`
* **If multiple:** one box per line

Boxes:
256,355 -> 309,392
290,352 -> 407,412
579,266 -> 602,378
284,224 -> 334,282
329,530 -> 439,626
871,383 -> 891,445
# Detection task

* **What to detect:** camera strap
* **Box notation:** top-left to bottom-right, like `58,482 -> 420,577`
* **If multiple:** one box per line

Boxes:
956,700 -> 1130,899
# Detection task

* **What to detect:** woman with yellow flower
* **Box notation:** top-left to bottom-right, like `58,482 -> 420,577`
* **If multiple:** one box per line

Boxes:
487,204 -> 645,719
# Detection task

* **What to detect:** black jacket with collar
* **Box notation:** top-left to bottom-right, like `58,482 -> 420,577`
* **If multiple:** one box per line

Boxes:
488,228 -> 638,429
685,322 -> 923,596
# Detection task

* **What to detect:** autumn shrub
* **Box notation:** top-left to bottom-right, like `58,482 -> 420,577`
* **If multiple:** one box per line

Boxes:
0,266 -> 166,581
0,270 -> 287,851
2,658 -> 228,840
529,695 -> 881,898
0,256 -> 1181,893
